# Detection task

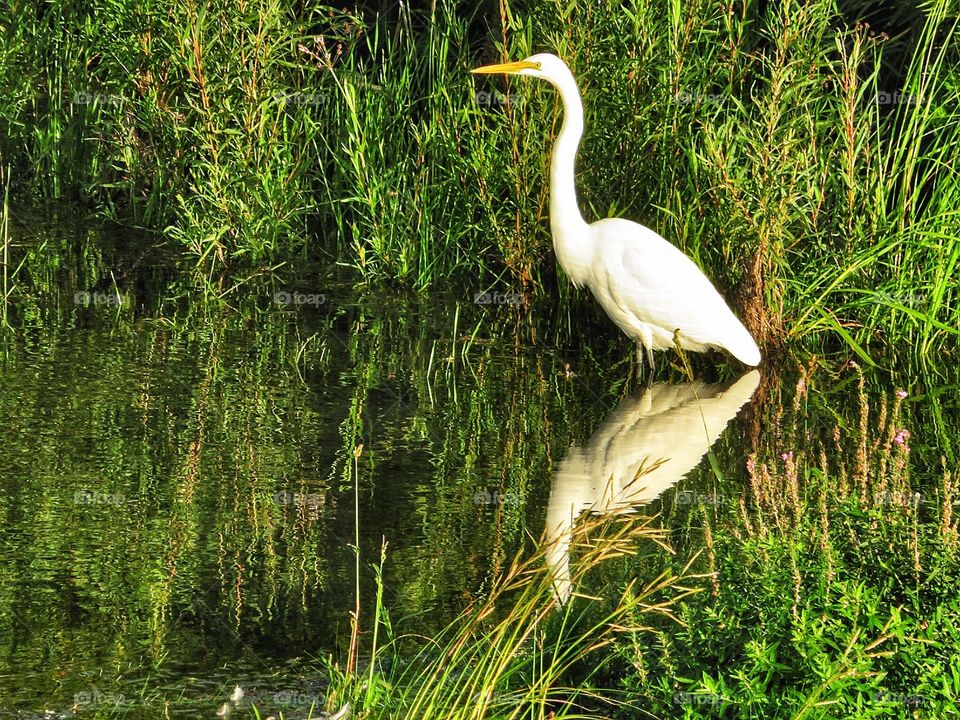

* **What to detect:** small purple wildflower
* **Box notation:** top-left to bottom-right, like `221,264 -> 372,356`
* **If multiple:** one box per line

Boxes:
895,389 -> 908,399
781,451 -> 794,462
892,428 -> 911,446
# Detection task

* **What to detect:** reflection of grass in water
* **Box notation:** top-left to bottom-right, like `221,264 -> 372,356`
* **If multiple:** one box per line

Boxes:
0,260 -> 650,714
625,364 -> 960,718
2,166 -> 8,326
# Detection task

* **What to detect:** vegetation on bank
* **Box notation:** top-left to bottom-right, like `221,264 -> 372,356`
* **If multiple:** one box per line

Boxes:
0,0 -> 958,354
616,367 -> 960,719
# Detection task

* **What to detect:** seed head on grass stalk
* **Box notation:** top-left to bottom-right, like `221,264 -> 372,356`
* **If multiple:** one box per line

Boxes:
378,512 -> 699,720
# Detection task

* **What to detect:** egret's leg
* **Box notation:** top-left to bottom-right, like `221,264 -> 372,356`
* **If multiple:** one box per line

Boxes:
644,346 -> 656,386
634,342 -> 655,385
634,342 -> 649,382
634,328 -> 656,385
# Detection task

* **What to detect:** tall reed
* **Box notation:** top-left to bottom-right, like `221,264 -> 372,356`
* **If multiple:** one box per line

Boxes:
0,0 -> 957,354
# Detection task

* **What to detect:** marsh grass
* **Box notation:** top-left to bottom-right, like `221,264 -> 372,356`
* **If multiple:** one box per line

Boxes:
291,513 -> 695,720
292,326 -> 697,718
0,0 -> 957,356
242,360 -> 960,720
1,164 -> 9,325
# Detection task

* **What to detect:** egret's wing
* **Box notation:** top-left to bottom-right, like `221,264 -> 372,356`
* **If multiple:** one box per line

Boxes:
590,219 -> 757,361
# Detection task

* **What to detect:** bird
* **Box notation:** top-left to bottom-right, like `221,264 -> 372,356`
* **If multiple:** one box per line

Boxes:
471,53 -> 761,373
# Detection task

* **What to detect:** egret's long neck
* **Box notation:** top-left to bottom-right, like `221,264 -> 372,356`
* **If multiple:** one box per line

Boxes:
548,73 -> 592,286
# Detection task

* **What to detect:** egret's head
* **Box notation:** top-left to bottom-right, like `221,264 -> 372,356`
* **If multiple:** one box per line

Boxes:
471,53 -> 572,85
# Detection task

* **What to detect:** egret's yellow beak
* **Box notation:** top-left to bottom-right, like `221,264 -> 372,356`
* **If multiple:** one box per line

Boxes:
471,59 -> 540,75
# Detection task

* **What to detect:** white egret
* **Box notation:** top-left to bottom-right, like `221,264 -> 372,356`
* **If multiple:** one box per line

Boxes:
472,53 -> 761,371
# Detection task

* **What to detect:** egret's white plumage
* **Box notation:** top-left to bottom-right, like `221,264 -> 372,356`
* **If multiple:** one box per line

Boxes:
472,53 -> 761,369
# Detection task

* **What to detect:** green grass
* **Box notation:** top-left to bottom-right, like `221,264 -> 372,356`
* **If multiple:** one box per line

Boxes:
0,0 -> 958,357
296,369 -> 960,720
302,515 -> 693,720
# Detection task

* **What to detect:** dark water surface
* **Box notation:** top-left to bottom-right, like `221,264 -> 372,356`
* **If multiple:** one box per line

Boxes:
1,211 -> 956,717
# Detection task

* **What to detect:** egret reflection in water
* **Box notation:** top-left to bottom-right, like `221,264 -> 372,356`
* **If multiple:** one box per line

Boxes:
544,371 -> 761,602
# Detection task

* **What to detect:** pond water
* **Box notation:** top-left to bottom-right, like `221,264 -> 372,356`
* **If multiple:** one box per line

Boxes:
0,211 -> 957,718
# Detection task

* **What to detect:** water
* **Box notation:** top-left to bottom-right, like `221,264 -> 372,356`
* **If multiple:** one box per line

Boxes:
0,211 -> 956,717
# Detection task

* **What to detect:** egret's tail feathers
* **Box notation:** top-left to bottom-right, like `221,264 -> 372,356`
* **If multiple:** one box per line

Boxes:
725,322 -> 761,366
